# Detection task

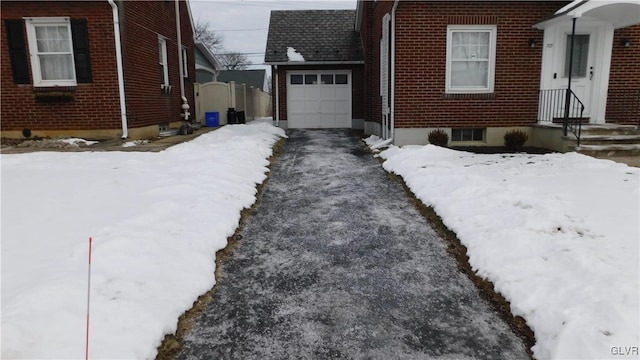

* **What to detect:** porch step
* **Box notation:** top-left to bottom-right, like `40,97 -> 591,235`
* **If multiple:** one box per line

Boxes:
573,144 -> 640,157
564,124 -> 640,157
576,134 -> 640,145
578,124 -> 640,136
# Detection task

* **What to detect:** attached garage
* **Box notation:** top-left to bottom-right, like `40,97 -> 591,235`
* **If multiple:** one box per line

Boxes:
287,71 -> 352,128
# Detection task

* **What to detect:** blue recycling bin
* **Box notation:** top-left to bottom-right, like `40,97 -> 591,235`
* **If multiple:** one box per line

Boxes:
205,112 -> 219,127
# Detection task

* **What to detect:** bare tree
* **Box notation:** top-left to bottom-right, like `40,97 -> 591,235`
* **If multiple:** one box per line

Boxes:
194,18 -> 223,52
217,53 -> 252,70
266,75 -> 272,93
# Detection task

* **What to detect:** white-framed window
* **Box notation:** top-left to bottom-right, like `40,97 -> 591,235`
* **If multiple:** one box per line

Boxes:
446,25 -> 497,93
158,36 -> 169,88
181,46 -> 188,78
24,17 -> 76,87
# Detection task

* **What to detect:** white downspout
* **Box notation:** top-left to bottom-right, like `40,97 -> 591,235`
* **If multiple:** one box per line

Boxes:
175,0 -> 185,100
108,0 -> 128,138
274,65 -> 280,126
390,0 -> 399,142
175,0 -> 190,121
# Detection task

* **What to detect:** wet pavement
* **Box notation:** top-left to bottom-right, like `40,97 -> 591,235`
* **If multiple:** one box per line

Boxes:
176,129 -> 528,359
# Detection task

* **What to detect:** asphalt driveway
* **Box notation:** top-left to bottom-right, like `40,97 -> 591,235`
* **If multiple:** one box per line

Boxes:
176,129 -> 528,359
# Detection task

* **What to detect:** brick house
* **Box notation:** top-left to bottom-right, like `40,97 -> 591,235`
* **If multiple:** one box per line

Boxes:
266,1 -> 640,151
1,0 -> 196,140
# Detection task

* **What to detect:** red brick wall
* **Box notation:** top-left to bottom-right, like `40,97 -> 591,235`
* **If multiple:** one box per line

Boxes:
120,0 -> 195,129
364,1 -> 568,129
361,1 -> 395,127
272,64 -> 365,121
1,1 -> 120,132
606,24 -> 640,125
0,0 -> 195,136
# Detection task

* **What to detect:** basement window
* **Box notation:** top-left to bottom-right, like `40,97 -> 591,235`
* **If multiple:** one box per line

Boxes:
451,128 -> 484,142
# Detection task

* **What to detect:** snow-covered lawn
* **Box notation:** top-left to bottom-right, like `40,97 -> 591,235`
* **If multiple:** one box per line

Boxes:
1,121 -> 285,359
367,137 -> 640,360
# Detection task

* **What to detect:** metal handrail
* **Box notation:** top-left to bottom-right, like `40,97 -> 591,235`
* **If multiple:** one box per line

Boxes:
537,89 -> 584,146
565,90 -> 584,146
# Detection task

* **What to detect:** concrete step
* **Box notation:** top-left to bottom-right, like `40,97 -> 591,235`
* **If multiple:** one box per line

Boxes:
579,124 -> 640,136
573,144 -> 640,157
576,134 -> 640,145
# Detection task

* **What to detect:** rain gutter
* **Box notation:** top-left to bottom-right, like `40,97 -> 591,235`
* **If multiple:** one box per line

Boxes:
265,61 -> 365,66
108,0 -> 128,138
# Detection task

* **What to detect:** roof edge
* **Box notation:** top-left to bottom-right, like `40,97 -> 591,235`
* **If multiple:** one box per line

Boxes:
195,41 -> 221,70
265,61 -> 365,66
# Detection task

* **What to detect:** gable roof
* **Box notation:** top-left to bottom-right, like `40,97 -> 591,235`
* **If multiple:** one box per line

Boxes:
217,70 -> 267,91
265,10 -> 364,64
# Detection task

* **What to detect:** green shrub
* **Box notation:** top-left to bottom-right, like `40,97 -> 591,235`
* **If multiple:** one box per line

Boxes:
504,129 -> 529,151
428,129 -> 449,147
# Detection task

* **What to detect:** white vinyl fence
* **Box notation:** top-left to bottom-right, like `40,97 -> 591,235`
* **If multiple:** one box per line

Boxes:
194,81 -> 271,126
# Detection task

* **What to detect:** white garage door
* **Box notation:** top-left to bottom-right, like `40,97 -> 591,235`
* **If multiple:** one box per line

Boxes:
287,71 -> 352,128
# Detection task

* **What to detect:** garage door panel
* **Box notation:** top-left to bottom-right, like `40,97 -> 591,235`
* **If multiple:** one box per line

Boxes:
304,114 -> 320,127
335,101 -> 349,114
289,101 -> 306,113
320,101 -> 336,113
287,71 -> 351,129
335,87 -> 349,98
320,114 -> 337,128
320,87 -> 336,99
304,87 -> 320,98
304,101 -> 320,113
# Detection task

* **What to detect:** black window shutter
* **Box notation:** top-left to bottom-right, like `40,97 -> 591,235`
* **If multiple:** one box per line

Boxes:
5,20 -> 31,84
71,19 -> 93,83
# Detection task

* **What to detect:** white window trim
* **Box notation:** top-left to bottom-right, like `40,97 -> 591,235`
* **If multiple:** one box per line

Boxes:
24,17 -> 77,87
287,70 -> 351,86
181,46 -> 188,78
159,36 -> 169,88
445,25 -> 497,94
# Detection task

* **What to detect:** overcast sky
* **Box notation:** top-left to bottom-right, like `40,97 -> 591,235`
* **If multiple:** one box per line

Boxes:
188,0 -> 357,76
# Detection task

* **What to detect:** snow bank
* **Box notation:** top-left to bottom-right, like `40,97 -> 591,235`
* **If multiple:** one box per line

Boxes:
378,144 -> 640,359
1,122 -> 286,359
364,135 -> 395,151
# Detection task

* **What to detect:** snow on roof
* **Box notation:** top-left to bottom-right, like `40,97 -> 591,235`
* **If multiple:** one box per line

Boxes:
287,47 -> 305,62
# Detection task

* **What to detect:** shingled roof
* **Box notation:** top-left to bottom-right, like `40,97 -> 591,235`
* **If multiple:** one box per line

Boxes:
265,10 -> 363,64
217,70 -> 267,91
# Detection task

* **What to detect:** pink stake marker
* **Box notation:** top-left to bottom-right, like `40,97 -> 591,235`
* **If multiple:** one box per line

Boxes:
86,237 -> 92,360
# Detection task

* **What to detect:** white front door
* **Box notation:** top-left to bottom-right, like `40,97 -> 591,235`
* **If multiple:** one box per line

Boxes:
550,26 -> 597,119
539,20 -> 614,123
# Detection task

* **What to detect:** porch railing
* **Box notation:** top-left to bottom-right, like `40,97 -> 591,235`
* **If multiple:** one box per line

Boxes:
538,89 -> 585,146
606,88 -> 640,128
